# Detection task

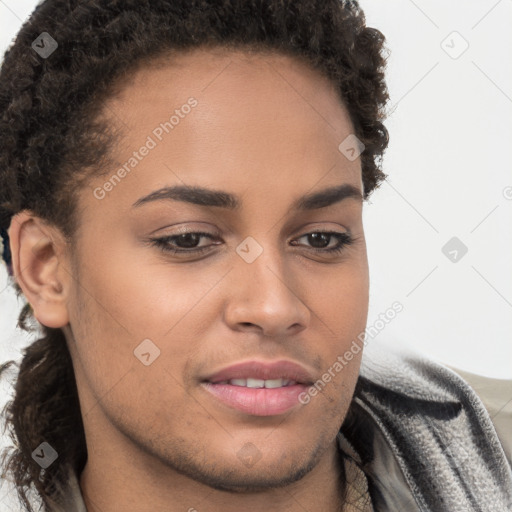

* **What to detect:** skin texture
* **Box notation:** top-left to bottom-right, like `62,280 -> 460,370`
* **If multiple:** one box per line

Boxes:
9,48 -> 370,512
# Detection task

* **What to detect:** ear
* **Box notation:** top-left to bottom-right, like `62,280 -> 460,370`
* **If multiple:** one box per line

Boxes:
8,211 -> 71,328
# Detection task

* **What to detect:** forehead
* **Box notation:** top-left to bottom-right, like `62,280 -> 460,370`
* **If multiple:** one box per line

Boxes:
106,46 -> 356,149
115,46 -> 341,105
85,47 -> 363,217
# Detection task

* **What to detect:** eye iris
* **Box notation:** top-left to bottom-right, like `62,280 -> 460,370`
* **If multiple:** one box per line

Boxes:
176,233 -> 201,248
308,233 -> 330,248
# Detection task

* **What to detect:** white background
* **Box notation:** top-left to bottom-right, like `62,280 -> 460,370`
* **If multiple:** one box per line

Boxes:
1,0 -> 511,509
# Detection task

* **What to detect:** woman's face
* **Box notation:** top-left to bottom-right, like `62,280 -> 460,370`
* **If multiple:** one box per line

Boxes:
64,47 -> 369,492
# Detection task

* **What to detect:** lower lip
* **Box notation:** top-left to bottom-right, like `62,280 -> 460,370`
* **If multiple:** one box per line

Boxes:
201,382 -> 311,416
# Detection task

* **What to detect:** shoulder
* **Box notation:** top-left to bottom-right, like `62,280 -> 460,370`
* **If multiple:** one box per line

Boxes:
443,364 -> 512,466
347,340 -> 512,510
357,340 -> 511,460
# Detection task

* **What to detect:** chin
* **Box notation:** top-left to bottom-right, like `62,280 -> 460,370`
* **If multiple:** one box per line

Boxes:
190,457 -> 317,494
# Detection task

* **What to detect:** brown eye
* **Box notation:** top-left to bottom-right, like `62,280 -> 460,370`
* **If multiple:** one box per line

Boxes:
150,232 -> 219,255
291,231 -> 354,255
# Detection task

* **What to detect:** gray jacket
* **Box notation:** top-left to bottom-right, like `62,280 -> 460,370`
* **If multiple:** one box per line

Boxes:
48,341 -> 512,511
339,341 -> 512,511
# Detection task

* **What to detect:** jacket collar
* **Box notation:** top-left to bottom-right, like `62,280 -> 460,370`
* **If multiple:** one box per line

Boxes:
342,339 -> 512,511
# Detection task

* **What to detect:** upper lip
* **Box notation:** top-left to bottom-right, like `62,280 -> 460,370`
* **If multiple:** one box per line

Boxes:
203,360 -> 315,385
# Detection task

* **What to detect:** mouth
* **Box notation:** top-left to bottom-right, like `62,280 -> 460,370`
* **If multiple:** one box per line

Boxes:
200,359 -> 315,416
211,377 -> 298,388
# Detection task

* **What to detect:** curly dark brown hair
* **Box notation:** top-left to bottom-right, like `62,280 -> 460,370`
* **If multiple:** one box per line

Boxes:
0,0 -> 389,510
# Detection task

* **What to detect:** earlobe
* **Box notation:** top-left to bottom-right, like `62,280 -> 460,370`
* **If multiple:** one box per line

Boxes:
8,211 -> 71,328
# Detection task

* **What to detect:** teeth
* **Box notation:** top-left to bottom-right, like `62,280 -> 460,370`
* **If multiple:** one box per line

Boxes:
230,378 -> 249,386
227,378 -> 295,388
263,378 -> 286,389
246,378 -> 265,388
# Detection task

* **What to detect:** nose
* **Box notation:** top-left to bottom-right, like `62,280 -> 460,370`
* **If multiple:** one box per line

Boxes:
223,241 -> 311,338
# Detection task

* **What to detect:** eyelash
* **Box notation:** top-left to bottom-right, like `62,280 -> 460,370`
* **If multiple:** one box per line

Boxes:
149,230 -> 354,257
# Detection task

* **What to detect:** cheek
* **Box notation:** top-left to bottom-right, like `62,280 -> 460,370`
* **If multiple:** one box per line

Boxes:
67,248 -> 220,398
74,237 -> 221,340
308,263 -> 369,394
67,264 -> 202,427
313,259 -> 369,335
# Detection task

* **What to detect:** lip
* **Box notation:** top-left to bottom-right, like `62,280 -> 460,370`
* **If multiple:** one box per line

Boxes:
203,359 -> 315,385
200,359 -> 315,416
201,382 -> 311,416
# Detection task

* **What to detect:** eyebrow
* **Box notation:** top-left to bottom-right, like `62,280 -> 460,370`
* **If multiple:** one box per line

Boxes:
131,183 -> 363,211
